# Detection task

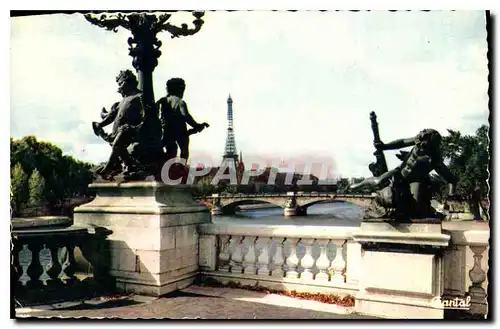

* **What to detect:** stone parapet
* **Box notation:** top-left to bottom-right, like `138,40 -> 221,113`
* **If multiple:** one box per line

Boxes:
352,219 -> 450,319
353,220 -> 450,247
75,181 -> 208,215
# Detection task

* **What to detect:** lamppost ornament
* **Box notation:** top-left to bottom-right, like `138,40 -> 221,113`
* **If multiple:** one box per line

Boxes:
84,11 -> 205,35
84,11 -> 204,72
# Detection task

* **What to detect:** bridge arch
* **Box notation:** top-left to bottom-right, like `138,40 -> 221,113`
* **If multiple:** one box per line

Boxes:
301,199 -> 351,209
299,199 -> 367,219
220,198 -> 286,215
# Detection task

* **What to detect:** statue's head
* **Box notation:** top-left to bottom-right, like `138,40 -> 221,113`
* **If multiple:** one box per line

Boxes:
166,78 -> 186,97
116,70 -> 138,95
415,129 -> 442,152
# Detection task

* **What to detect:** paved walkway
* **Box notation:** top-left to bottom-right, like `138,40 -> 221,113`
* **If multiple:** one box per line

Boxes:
15,285 -> 377,319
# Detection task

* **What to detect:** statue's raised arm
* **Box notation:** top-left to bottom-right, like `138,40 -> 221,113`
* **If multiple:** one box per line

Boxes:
377,137 -> 416,151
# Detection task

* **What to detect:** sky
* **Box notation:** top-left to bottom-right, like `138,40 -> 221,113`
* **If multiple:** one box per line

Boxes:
10,10 -> 489,178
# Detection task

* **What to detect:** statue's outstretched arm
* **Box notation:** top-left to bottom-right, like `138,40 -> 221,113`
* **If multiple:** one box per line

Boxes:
381,137 -> 416,150
180,101 -> 202,129
98,103 -> 119,128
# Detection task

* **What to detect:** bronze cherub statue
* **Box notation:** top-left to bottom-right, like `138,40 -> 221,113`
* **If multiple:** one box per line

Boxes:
350,112 -> 458,222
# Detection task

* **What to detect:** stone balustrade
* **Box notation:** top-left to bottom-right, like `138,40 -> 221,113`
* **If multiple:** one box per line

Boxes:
11,217 -> 113,305
198,220 -> 489,319
11,213 -> 489,319
198,222 -> 361,296
442,221 -> 489,318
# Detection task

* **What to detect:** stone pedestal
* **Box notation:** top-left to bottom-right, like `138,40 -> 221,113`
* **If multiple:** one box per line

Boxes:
352,220 -> 450,319
73,181 -> 210,296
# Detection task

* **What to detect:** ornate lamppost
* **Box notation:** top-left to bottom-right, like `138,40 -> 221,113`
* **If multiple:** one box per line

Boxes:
84,11 -> 205,180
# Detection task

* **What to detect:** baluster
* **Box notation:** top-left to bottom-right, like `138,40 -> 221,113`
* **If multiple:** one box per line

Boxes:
285,238 -> 299,279
243,236 -> 257,275
12,242 -> 24,287
45,242 -> 63,286
26,242 -> 44,288
299,238 -> 315,280
229,236 -> 244,274
315,239 -> 331,281
62,243 -> 78,284
468,245 -> 488,316
257,237 -> 271,276
330,239 -> 346,283
271,237 -> 285,277
218,235 -> 231,272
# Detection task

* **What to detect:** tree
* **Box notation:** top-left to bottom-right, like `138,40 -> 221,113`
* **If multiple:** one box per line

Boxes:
440,125 -> 489,197
28,169 -> 46,206
10,136 -> 95,214
11,163 -> 29,216
439,125 -> 490,219
190,175 -> 217,198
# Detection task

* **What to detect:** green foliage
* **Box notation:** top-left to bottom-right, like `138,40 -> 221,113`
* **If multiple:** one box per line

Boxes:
11,163 -> 29,216
10,136 -> 95,213
336,178 -> 350,193
440,125 -> 490,199
190,175 -> 217,198
224,184 -> 239,194
28,169 -> 46,206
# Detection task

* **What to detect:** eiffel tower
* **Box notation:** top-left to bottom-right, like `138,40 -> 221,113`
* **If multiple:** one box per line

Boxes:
223,94 -> 238,162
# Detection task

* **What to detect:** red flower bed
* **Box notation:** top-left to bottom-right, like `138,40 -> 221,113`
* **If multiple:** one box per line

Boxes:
199,279 -> 355,307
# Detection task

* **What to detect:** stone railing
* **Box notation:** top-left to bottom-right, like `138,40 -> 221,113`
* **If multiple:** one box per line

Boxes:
11,217 -> 113,305
197,222 -> 361,296
442,222 -> 490,318
197,220 -> 489,319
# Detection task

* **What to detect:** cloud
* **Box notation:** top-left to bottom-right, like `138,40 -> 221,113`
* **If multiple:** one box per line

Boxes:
10,11 -> 489,177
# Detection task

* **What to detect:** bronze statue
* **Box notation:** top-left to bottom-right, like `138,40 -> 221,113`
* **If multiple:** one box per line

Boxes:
92,70 -> 161,181
350,113 -> 458,222
156,78 -> 208,162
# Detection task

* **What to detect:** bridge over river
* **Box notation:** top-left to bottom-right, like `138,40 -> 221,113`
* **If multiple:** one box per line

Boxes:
199,192 -> 375,216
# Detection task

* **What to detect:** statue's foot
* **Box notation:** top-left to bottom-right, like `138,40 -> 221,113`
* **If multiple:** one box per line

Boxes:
93,165 -> 105,174
122,165 -> 150,182
93,165 -> 119,181
123,171 -> 149,182
100,171 -> 116,181
93,166 -> 106,179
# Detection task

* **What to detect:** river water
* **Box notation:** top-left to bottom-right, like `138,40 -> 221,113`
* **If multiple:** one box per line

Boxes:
219,202 -> 365,223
